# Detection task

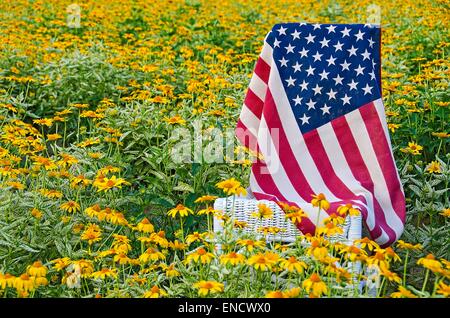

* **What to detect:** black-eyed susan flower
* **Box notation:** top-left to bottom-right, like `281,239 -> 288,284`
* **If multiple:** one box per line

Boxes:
236,239 -> 265,252
135,218 -> 155,233
311,193 -> 330,211
337,203 -> 360,217
426,161 -> 441,173
220,252 -> 246,266
417,254 -> 442,273
302,273 -> 328,297
167,204 -> 194,218
215,178 -> 247,196
396,240 -> 422,251
27,261 -> 47,278
194,195 -> 218,203
30,208 -> 43,219
441,208 -> 450,218
197,207 -> 219,216
247,253 -> 273,271
112,234 -> 132,254
91,268 -> 118,280
60,200 -> 81,213
280,256 -> 307,273
185,247 -> 215,265
391,286 -> 418,298
93,175 -> 130,192
185,231 -> 207,245
139,248 -> 166,264
80,224 -> 102,245
193,280 -> 224,297
0,273 -> 15,289
436,281 -> 450,297
265,290 -> 286,298
143,286 -> 168,298
14,274 -> 35,293
251,203 -> 273,219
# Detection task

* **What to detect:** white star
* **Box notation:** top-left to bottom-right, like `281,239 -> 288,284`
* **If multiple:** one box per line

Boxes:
333,74 -> 344,85
312,51 -> 323,61
293,95 -> 303,105
326,25 -> 336,33
341,27 -> 351,37
368,37 -> 375,48
300,113 -> 310,125
278,57 -> 288,67
292,61 -> 302,72
333,41 -> 344,51
312,84 -> 323,95
285,43 -> 295,54
321,104 -> 331,114
326,88 -> 337,100
361,49 -> 371,61
313,23 -> 321,30
372,59 -> 377,68
355,64 -> 366,76
285,76 -> 296,87
347,45 -> 358,57
319,37 -> 330,48
362,84 -> 373,95
306,99 -> 316,110
305,33 -> 316,44
340,60 -> 351,71
291,29 -> 301,40
277,25 -> 287,35
273,38 -> 281,48
369,70 -> 376,80
306,65 -> 315,76
347,79 -> 358,91
354,30 -> 365,41
341,94 -> 352,105
299,80 -> 309,91
299,47 -> 309,58
319,69 -> 330,80
326,55 -> 337,66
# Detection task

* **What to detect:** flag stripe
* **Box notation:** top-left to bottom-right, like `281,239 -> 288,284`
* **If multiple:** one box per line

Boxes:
243,89 -> 264,118
254,57 -> 271,83
248,73 -> 267,101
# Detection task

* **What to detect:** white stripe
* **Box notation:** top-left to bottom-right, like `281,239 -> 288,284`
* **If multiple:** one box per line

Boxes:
345,110 -> 404,240
268,55 -> 339,202
260,41 -> 273,66
317,122 -> 390,245
239,104 -> 260,137
248,74 -> 267,101
255,116 -> 328,226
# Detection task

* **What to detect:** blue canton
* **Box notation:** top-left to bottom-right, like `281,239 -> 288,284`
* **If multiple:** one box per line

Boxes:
266,23 -> 381,134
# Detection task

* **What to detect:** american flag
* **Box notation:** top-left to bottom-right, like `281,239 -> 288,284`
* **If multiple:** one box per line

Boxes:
236,23 -> 406,247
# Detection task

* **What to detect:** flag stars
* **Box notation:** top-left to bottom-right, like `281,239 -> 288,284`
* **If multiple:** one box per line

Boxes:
313,23 -> 321,30
285,76 -> 296,87
292,61 -> 302,72
355,64 -> 366,76
320,104 -> 331,115
326,55 -> 337,66
341,94 -> 352,105
292,95 -> 303,105
326,88 -> 337,100
306,99 -> 316,110
299,47 -> 309,58
319,69 -> 330,80
312,84 -> 323,95
305,33 -> 316,44
340,60 -> 351,71
369,70 -> 376,80
299,80 -> 309,91
306,65 -> 315,76
279,57 -> 289,67
285,43 -> 295,54
362,84 -> 373,95
300,113 -> 311,125
277,25 -> 287,35
347,45 -> 358,57
368,37 -> 375,48
319,37 -> 330,48
273,38 -> 281,48
341,27 -> 351,37
361,49 -> 371,61
348,79 -> 358,91
326,25 -> 336,33
333,74 -> 344,85
354,30 -> 365,41
333,41 -> 344,51
313,51 -> 323,61
291,29 -> 301,40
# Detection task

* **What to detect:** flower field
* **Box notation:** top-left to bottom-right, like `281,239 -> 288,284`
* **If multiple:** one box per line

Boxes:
0,0 -> 448,298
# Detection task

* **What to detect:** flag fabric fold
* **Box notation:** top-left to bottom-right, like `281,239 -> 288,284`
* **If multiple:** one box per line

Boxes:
236,22 -> 406,247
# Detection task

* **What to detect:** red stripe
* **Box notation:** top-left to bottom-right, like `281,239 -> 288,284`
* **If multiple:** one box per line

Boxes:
359,103 -> 406,223
254,57 -> 270,84
244,89 -> 264,119
236,120 -> 258,153
331,114 -> 395,244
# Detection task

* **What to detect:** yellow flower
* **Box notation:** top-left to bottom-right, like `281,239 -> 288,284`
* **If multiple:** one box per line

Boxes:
197,207 -> 219,216
417,254 -> 442,273
185,247 -> 215,265
70,175 -> 92,188
194,195 -> 218,203
441,208 -> 450,218
391,286 -> 418,298
0,273 -> 15,289
52,257 -> 71,271
91,268 -> 118,280
80,224 -> 102,245
284,287 -> 301,298
193,280 -> 224,297
436,281 -> 450,297
6,181 -> 25,190
285,210 -> 307,224
247,253 -> 273,271
27,261 -> 47,277
265,290 -> 286,298
143,286 -> 167,298
400,142 -> 423,155
337,203 -> 360,216
236,239 -> 265,252
215,178 -> 247,196
396,240 -> 422,251
31,208 -> 43,219
136,218 -> 155,233
185,231 -> 206,245
93,175 -> 130,192
112,234 -> 132,254
168,240 -> 187,251
139,248 -> 166,264
220,252 -> 246,266
47,133 -> 62,141
251,203 -> 273,219
426,161 -> 441,173
302,273 -> 328,297
380,267 -> 402,283
33,118 -> 53,127
164,115 -> 186,125
14,274 -> 35,293
280,256 -> 307,273
167,204 -> 194,218
165,263 -> 180,278
60,201 -> 81,213
233,220 -> 248,229
113,253 -> 135,265
311,193 -> 330,211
